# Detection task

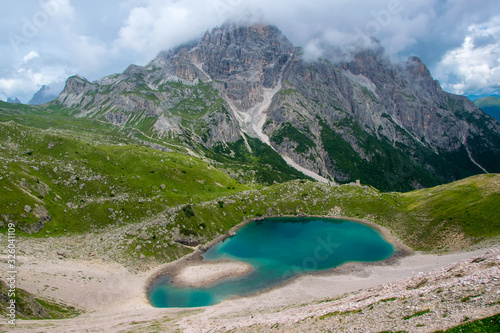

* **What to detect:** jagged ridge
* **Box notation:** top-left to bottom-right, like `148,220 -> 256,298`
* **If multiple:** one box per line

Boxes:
54,24 -> 500,191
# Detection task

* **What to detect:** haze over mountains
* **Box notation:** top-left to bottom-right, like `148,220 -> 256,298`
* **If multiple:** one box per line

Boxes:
5,85 -> 58,106
54,24 -> 500,191
28,85 -> 58,105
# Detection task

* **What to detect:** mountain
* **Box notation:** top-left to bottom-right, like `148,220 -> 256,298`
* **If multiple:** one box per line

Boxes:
54,24 -> 500,191
467,93 -> 500,101
6,97 -> 21,104
474,96 -> 500,121
29,85 -> 57,105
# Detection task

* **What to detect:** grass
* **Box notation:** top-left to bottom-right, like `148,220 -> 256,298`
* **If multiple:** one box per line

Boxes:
403,309 -> 431,320
319,116 -> 485,192
33,298 -> 81,319
318,309 -> 361,320
0,280 -> 80,320
1,115 -> 498,260
0,120 -> 249,235
126,174 -> 500,262
207,135 -> 312,185
1,101 -> 499,260
270,122 -> 316,153
398,174 -> 500,249
435,313 -> 500,332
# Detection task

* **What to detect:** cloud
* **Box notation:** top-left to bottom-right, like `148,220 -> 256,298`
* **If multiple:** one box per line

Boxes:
112,0 -> 425,64
0,52 -> 72,102
23,51 -> 40,63
0,0 -> 125,101
113,0 -> 228,61
2,0 -> 500,100
111,0 -> 444,64
112,0 -> 500,94
434,15 -> 500,95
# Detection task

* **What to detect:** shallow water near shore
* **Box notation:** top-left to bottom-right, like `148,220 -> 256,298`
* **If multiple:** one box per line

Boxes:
148,217 -> 394,308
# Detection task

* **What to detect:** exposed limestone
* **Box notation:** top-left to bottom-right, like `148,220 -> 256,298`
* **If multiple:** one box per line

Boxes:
55,24 -> 500,187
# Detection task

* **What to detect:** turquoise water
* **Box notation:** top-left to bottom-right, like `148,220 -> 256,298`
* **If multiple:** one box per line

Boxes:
148,217 -> 394,308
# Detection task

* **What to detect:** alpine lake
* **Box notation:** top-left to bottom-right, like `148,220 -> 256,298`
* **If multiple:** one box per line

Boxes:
148,217 -> 395,308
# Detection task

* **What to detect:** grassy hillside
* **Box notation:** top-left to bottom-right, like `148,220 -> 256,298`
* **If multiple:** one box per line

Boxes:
398,175 -> 500,248
4,132 -> 499,265
160,174 -> 499,253
1,100 -> 499,266
88,174 -> 500,269
0,279 -> 80,320
0,119 -> 249,236
0,100 -> 311,186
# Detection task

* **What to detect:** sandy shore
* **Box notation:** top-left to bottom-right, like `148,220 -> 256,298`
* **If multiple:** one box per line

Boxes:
2,245 -> 498,332
1,215 -> 499,332
171,261 -> 254,288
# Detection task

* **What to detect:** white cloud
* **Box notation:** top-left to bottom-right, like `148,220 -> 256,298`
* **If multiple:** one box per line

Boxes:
0,50 -> 73,102
0,0 -> 121,100
434,16 -> 500,95
2,0 -> 500,100
23,51 -> 40,63
114,0 -> 227,61
110,0 -> 444,65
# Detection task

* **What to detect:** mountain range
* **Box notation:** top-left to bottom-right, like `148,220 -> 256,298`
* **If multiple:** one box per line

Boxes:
54,24 -> 500,191
6,97 -> 21,104
475,96 -> 500,121
1,23 -> 500,332
5,85 -> 58,105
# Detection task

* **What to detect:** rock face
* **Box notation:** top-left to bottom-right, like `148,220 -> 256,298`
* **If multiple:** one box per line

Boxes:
55,24 -> 500,191
0,279 -> 51,319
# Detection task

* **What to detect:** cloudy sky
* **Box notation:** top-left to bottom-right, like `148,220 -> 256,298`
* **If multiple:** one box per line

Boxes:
1,0 -> 500,102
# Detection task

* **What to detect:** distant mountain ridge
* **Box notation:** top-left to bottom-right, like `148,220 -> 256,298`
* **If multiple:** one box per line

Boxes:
29,85 -> 57,105
54,24 -> 500,191
474,96 -> 500,121
6,97 -> 21,104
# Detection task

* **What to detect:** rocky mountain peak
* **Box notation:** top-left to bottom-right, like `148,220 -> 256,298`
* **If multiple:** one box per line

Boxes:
146,24 -> 295,110
54,23 -> 500,190
57,76 -> 97,107
405,56 -> 443,93
202,23 -> 293,51
6,97 -> 22,104
29,85 -> 58,105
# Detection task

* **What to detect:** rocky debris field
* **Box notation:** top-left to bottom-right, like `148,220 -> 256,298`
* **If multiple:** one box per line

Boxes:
178,249 -> 500,333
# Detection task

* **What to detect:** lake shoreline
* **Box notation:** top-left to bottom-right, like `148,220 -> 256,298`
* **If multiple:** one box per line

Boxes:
146,215 -> 412,302
6,227 -> 499,332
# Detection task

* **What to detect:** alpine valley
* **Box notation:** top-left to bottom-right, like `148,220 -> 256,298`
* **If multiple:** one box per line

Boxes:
1,24 -> 500,333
